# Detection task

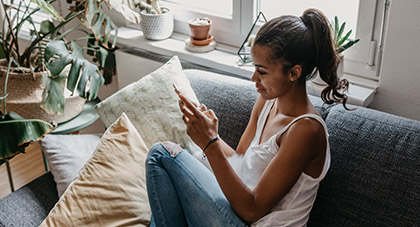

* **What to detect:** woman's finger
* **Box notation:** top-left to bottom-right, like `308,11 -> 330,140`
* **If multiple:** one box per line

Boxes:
182,115 -> 189,124
179,94 -> 205,118
199,104 -> 207,112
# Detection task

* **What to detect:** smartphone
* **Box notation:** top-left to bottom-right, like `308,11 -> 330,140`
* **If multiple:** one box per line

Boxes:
173,83 -> 181,96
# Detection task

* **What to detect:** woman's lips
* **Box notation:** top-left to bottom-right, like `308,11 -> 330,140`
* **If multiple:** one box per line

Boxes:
256,85 -> 264,93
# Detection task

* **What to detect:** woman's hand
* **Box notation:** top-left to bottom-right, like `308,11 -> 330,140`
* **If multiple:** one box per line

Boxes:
178,93 -> 218,150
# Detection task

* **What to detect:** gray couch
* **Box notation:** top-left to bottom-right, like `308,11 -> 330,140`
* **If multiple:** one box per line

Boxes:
1,69 -> 419,226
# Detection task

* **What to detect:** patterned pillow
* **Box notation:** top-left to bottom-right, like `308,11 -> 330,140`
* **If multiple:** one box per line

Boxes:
95,56 -> 200,152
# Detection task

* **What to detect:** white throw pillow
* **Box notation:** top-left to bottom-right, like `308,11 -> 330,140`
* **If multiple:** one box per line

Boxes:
39,134 -> 101,197
95,56 -> 200,153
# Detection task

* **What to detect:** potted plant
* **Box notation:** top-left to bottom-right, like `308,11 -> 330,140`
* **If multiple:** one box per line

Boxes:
137,0 -> 174,40
0,0 -> 140,167
312,16 -> 360,85
333,16 -> 360,55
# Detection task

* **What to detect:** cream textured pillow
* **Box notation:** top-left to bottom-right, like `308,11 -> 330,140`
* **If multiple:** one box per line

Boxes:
95,56 -> 200,152
40,113 -> 150,226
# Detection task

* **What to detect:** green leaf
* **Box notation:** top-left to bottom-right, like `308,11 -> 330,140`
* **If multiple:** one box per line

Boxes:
85,0 -> 117,48
338,39 -> 360,54
104,0 -> 142,24
31,0 -> 64,22
337,22 -> 346,45
0,43 -> 6,59
44,40 -> 72,75
0,112 -> 54,165
40,72 -> 67,114
39,20 -> 55,35
338,30 -> 352,47
44,40 -> 104,103
334,16 -> 339,41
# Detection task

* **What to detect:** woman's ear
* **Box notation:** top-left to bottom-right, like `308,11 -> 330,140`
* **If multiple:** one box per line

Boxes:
289,65 -> 302,82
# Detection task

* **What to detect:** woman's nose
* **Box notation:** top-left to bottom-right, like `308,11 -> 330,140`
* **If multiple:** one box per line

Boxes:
251,71 -> 259,82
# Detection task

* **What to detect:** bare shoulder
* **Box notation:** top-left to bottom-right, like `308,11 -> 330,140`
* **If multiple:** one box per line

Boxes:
280,116 -> 327,159
290,117 -> 325,137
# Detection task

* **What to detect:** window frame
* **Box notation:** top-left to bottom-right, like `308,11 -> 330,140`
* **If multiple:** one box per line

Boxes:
163,0 -> 382,81
162,0 -> 255,47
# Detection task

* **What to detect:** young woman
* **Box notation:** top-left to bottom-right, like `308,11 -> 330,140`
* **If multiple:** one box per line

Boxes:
146,8 -> 348,226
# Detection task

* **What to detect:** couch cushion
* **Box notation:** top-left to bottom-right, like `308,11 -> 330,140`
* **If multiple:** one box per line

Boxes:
308,105 -> 420,226
186,69 -> 330,148
0,172 -> 58,226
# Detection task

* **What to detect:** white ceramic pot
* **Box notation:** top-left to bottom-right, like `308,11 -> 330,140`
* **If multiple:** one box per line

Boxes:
140,8 -> 173,40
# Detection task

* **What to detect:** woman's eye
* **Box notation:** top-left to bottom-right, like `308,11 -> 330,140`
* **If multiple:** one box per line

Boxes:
257,69 -> 267,75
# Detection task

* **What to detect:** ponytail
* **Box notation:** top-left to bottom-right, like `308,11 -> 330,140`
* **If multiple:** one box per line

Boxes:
300,8 -> 349,108
254,8 -> 349,109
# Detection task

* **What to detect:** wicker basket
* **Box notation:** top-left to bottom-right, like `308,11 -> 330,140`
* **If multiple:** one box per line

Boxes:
0,59 -> 85,123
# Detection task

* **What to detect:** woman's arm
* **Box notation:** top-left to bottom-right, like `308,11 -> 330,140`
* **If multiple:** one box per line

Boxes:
206,118 -> 326,223
206,96 -> 265,157
178,94 -> 326,223
178,94 -> 264,157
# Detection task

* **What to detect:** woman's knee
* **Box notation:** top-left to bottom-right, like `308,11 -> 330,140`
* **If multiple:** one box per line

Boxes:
146,142 -> 183,163
147,142 -> 168,159
161,141 -> 183,157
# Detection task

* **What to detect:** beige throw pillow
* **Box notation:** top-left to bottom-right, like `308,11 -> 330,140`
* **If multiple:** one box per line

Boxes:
95,56 -> 200,153
40,113 -> 150,226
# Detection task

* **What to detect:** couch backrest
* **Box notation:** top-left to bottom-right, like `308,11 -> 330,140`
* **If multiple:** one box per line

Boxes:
187,69 -> 420,226
308,105 -> 420,227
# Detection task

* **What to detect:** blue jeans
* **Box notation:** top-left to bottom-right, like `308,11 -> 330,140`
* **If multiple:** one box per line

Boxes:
146,142 -> 247,227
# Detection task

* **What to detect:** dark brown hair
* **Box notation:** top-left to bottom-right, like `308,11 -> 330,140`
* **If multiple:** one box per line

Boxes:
253,8 -> 348,108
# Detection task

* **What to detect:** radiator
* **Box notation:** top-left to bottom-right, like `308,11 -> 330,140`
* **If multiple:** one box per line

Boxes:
115,47 -> 242,89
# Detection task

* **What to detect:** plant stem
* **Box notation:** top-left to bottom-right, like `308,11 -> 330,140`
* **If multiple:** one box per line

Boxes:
21,10 -> 84,67
2,59 -> 13,115
0,0 -> 18,64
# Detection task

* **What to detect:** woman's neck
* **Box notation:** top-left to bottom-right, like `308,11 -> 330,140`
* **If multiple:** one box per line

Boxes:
274,86 -> 314,117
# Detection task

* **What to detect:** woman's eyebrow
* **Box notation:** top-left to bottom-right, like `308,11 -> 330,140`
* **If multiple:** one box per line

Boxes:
253,64 -> 267,68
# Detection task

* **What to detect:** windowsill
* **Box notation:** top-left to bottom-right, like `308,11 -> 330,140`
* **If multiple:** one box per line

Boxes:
113,27 -> 375,107
114,27 -> 254,79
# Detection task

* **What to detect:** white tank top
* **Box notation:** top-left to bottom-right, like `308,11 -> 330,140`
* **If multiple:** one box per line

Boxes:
228,99 -> 330,227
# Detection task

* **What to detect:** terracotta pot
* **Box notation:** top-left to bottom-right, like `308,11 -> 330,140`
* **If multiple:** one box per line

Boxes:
188,17 -> 212,40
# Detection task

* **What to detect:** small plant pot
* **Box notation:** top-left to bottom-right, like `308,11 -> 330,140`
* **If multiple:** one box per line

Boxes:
140,7 -> 174,40
189,17 -> 212,40
190,34 -> 213,46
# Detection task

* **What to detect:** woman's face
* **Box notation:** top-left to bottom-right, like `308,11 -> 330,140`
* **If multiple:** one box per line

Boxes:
251,44 -> 292,100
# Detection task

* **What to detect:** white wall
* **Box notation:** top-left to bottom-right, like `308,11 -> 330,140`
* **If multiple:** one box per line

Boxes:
369,0 -> 420,121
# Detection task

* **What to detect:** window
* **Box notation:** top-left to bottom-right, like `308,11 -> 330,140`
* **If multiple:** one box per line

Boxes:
162,0 -> 383,81
257,0 -> 381,82
162,0 -> 254,47
0,0 -> 56,38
